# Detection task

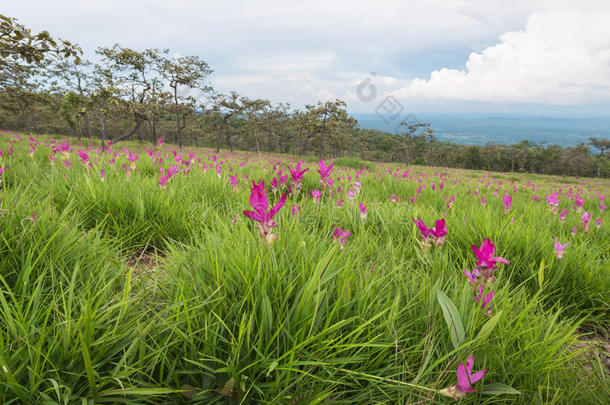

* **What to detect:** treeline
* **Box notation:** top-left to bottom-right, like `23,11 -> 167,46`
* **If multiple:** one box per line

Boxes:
1,14 -> 609,177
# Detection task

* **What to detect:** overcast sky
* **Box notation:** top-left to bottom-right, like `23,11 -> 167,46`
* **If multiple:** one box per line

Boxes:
5,1 -> 610,115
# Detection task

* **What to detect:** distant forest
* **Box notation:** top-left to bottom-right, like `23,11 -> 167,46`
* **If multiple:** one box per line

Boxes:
1,14 -> 609,177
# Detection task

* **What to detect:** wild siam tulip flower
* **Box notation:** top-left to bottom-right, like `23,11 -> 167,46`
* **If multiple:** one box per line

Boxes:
471,238 -> 509,285
337,199 -> 344,208
447,195 -> 455,209
430,219 -> 448,246
581,212 -> 592,233
100,169 -> 105,182
279,174 -> 288,188
553,238 -> 569,259
159,173 -> 168,189
243,180 -> 287,245
291,204 -> 301,217
596,218 -> 602,228
558,209 -> 567,222
346,189 -> 355,201
229,175 -> 238,190
359,203 -> 367,221
317,159 -> 334,188
271,177 -> 278,192
546,193 -> 561,213
413,218 -> 431,241
78,150 -> 91,167
312,189 -> 321,203
463,269 -> 477,285
572,226 -> 578,236
413,218 -> 447,248
332,227 -> 351,248
289,161 -> 309,190
575,197 -> 584,212
390,194 -> 399,203
502,194 -> 512,213
440,355 -> 487,400
474,285 -> 494,315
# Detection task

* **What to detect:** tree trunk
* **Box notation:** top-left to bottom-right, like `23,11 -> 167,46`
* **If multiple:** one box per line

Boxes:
83,111 -> 92,139
226,125 -> 233,152
23,103 -> 30,135
216,124 -> 223,153
99,115 -> 106,147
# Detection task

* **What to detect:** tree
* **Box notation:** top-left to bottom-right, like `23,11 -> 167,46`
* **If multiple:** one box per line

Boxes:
158,54 -> 213,147
96,44 -> 158,144
588,137 -> 610,177
52,56 -> 95,138
0,14 -> 80,68
297,100 -> 350,157
0,62 -> 43,134
241,97 -> 271,157
210,91 -> 242,153
589,137 -> 610,156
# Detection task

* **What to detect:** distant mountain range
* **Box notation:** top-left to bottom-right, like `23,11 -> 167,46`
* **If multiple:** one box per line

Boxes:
352,113 -> 610,147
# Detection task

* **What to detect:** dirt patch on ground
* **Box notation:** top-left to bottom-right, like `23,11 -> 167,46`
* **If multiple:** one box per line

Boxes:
574,328 -> 610,372
127,249 -> 168,284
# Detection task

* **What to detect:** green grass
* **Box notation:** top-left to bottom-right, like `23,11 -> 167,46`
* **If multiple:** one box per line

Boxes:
0,134 -> 608,403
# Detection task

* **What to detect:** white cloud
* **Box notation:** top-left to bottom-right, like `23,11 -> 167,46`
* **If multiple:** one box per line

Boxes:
4,1 -> 610,110
392,8 -> 610,104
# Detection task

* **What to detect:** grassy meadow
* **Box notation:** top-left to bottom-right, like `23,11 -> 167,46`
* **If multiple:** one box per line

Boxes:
0,131 -> 608,404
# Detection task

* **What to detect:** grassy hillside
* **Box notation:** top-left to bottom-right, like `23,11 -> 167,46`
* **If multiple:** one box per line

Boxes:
0,132 -> 608,404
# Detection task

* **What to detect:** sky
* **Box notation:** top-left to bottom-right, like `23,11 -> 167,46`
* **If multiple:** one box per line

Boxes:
5,1 -> 610,116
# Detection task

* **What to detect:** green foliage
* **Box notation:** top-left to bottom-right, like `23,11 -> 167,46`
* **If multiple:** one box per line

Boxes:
333,157 -> 373,171
0,130 -> 608,403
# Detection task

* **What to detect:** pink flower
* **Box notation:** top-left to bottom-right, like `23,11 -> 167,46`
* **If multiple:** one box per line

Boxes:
332,227 -> 351,247
291,204 -> 301,217
474,285 -> 495,314
229,175 -> 238,189
413,218 -> 431,239
558,209 -> 567,222
311,189 -> 321,203
581,212 -> 592,233
243,180 -> 287,244
553,237 -> 569,259
289,161 -> 309,189
413,218 -> 447,248
502,194 -> 512,213
572,226 -> 578,236
271,177 -> 278,192
32,211 -> 36,224
317,159 -> 334,184
463,269 -> 477,285
430,219 -> 448,246
472,239 -> 509,285
440,355 -> 486,400
337,199 -> 344,208
359,203 -> 367,221
100,169 -> 105,181
159,174 -> 168,188
596,218 -> 602,228
546,193 -> 561,213
447,195 -> 455,209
